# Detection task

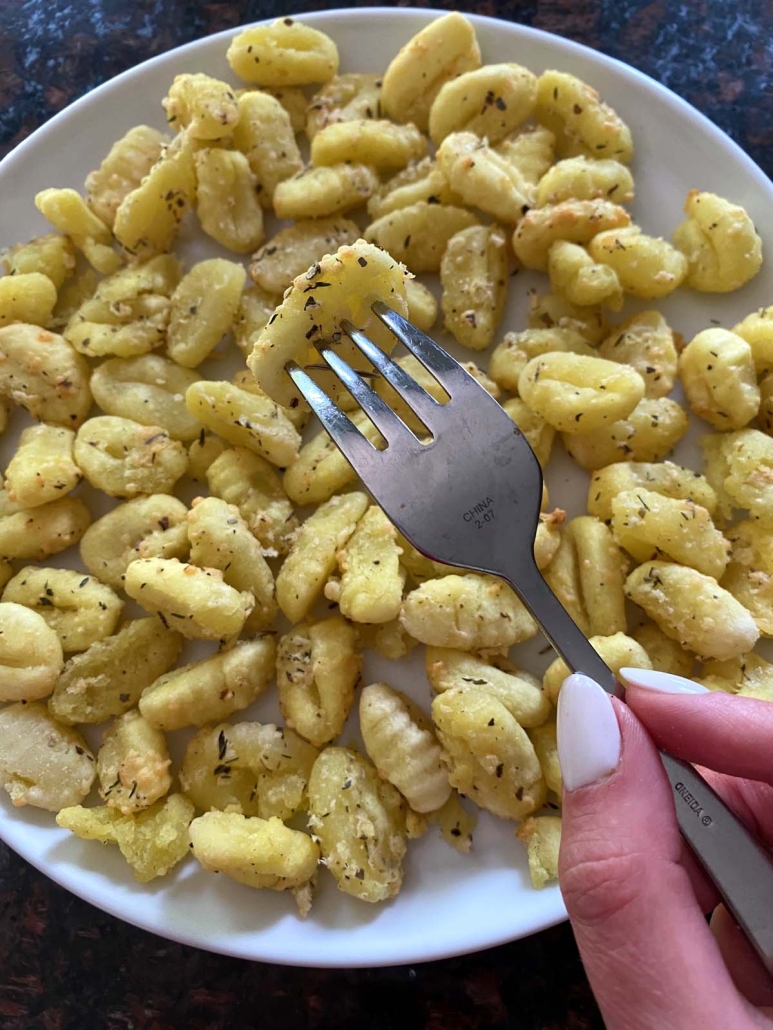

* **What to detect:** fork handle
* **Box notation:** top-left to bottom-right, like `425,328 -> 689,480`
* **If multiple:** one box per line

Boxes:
504,559 -> 773,976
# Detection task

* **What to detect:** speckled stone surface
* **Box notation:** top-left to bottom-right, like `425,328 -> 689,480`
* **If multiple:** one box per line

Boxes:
0,1 -> 771,1026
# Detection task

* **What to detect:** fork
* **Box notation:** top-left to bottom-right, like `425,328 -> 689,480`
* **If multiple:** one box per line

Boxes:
286,300 -> 773,972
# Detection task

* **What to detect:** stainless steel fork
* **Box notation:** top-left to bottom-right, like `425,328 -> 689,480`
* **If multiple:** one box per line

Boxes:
286,300 -> 773,973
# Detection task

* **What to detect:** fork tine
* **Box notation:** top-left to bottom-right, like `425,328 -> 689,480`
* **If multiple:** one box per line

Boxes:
340,319 -> 444,430
371,301 -> 469,390
285,361 -> 380,468
313,342 -> 419,446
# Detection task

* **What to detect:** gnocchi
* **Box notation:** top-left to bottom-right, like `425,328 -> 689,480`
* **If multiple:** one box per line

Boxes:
276,617 -> 361,747
139,635 -> 276,730
125,557 -> 253,642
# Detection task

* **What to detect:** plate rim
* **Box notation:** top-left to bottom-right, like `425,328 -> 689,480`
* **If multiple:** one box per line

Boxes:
0,6 -> 769,968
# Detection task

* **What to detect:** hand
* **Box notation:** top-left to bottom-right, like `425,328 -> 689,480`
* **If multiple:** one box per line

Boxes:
555,668 -> 773,1029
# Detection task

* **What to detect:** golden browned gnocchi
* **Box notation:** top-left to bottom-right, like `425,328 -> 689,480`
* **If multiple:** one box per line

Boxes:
598,310 -> 678,399
489,326 -> 593,394
65,253 -> 179,358
249,218 -> 360,296
85,125 -> 168,228
587,459 -> 717,523
330,506 -> 405,624
527,289 -> 609,344
0,272 -> 58,328
232,90 -> 303,206
512,199 -> 631,271
360,683 -> 451,813
167,259 -> 246,369
3,566 -> 123,652
180,721 -> 318,821
625,561 -> 759,660
97,710 -> 172,814
74,416 -> 188,497
588,227 -> 688,299
139,635 -> 276,730
57,793 -> 194,882
535,156 -> 634,206
306,73 -> 382,138
312,119 -> 427,173
195,148 -> 265,254
206,446 -> 297,557
113,134 -> 197,259
632,620 -> 695,678
519,352 -> 645,434
90,355 -> 201,443
546,241 -> 623,310
0,323 -> 92,427
365,202 -> 479,273
79,494 -> 189,589
190,811 -> 319,912
380,12 -> 481,132
679,328 -> 759,430
611,488 -> 728,579
185,379 -> 301,468
162,72 -> 239,138
732,306 -> 773,375
0,701 -> 95,811
276,617 -> 361,747
34,187 -> 120,274
529,722 -> 561,794
542,632 -> 651,704
307,746 -> 406,903
535,70 -> 633,162
542,516 -> 627,638
273,164 -> 379,221
425,647 -> 551,728
440,224 -> 508,350
672,190 -> 762,292
563,397 -> 689,471
1,232 -> 76,289
227,19 -> 339,87
400,573 -> 536,650
516,815 -> 562,889
432,686 -> 545,820
4,424 -> 80,508
125,557 -> 253,642
366,157 -> 459,220
48,617 -> 183,725
232,285 -> 280,360
436,132 -> 535,224
495,125 -> 556,185
706,429 -> 773,525
0,601 -> 63,702
187,496 -> 277,631
429,62 -> 537,145
699,654 -> 773,700
0,495 -> 91,562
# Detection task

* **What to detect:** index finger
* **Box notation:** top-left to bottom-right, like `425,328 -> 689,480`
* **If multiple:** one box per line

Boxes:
621,670 -> 773,785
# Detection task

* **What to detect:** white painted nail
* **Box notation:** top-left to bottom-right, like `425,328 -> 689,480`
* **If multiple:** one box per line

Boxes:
619,667 -> 709,695
557,673 -> 621,792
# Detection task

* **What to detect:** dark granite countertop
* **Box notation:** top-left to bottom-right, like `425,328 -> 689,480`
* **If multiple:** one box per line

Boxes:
0,1 -> 771,1027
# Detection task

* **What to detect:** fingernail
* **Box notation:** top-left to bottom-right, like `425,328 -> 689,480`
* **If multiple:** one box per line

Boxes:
557,673 -> 621,791
619,668 -> 709,695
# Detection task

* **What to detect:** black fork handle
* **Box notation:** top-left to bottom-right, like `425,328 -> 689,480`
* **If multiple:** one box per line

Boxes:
504,558 -> 773,977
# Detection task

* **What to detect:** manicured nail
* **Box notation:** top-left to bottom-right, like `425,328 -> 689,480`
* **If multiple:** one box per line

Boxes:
557,673 -> 621,792
619,668 -> 709,695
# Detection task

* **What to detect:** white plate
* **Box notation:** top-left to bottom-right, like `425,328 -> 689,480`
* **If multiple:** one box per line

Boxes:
1,7 -> 771,969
